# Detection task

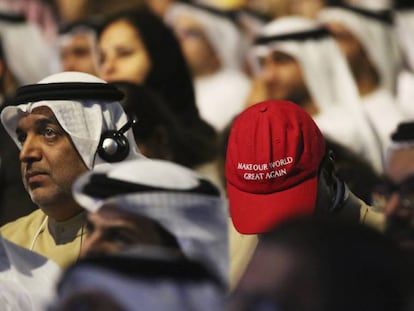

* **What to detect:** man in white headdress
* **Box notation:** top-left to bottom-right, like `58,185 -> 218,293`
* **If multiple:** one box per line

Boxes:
58,21 -> 99,76
319,4 -> 409,157
72,157 -> 228,286
248,16 -> 383,172
46,157 -> 228,309
165,2 -> 251,132
0,71 -> 142,268
0,232 -> 61,311
0,6 -> 60,225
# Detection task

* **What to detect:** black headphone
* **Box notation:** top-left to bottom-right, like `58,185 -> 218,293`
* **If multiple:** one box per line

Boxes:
97,116 -> 137,163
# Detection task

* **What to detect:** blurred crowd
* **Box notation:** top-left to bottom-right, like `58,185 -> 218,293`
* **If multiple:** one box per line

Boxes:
0,0 -> 414,310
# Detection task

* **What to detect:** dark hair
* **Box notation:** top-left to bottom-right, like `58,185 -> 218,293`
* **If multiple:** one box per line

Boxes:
114,82 -> 217,167
99,9 -> 196,122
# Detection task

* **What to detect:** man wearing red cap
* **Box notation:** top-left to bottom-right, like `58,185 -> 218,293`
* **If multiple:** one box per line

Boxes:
226,100 -> 384,287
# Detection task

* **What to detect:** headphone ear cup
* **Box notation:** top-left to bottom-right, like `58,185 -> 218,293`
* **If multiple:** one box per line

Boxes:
97,130 -> 130,163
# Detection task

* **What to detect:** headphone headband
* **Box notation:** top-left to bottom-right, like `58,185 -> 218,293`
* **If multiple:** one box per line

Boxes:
9,82 -> 124,105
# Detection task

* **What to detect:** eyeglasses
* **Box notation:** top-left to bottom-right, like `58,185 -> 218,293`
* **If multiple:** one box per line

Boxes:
372,175 -> 414,211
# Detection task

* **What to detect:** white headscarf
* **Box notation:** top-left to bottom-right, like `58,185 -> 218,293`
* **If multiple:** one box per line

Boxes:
250,16 -> 383,172
165,2 -> 246,70
0,8 -> 58,86
73,158 -> 229,285
57,23 -> 99,74
319,5 -> 403,94
0,234 -> 61,311
251,17 -> 359,112
0,71 -> 142,169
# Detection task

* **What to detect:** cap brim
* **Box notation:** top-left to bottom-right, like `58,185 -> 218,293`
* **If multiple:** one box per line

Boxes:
227,176 -> 318,234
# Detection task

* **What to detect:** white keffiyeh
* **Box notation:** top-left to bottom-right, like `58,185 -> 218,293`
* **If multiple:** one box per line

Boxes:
250,17 -> 383,172
165,2 -> 246,70
319,6 -> 403,94
0,71 -> 142,169
0,9 -> 58,86
73,158 -> 229,285
0,234 -> 61,311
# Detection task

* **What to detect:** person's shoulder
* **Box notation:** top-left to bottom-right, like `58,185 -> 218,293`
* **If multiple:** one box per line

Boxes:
1,209 -> 45,241
229,219 -> 258,291
359,202 -> 386,232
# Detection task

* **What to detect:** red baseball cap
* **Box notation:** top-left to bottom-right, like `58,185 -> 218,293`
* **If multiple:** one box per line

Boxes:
225,100 -> 326,234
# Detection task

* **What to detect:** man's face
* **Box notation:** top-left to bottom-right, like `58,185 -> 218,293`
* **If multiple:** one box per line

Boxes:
171,16 -> 219,77
16,106 -> 88,220
382,148 -> 414,249
257,51 -> 311,107
98,19 -> 152,84
81,204 -> 173,258
60,32 -> 98,75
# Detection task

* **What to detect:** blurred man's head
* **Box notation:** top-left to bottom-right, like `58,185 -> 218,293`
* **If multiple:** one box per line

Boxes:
59,22 -> 99,75
319,5 -> 402,94
376,122 -> 414,249
250,16 -> 360,115
166,2 -> 245,77
73,158 -> 228,284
